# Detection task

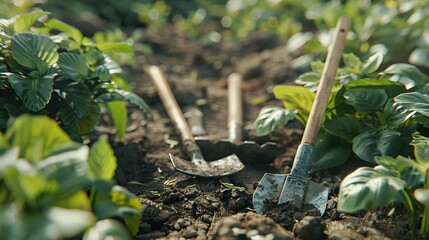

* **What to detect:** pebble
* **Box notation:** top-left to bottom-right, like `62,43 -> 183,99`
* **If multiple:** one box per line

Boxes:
211,202 -> 221,209
182,229 -> 198,239
201,214 -> 212,223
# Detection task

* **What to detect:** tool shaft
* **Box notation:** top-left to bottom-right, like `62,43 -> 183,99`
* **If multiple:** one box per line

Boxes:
301,17 -> 350,145
228,73 -> 243,144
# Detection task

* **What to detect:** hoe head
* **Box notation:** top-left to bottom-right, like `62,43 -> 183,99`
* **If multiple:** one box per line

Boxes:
170,140 -> 244,178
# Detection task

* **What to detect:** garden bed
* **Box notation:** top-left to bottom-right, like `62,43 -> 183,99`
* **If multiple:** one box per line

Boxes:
98,26 -> 415,239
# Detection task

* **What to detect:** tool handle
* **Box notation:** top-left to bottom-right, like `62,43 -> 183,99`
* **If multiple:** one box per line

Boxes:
228,73 -> 243,144
147,66 -> 195,143
301,16 -> 350,145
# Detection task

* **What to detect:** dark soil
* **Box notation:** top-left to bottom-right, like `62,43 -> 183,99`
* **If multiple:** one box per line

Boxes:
93,25 -> 417,239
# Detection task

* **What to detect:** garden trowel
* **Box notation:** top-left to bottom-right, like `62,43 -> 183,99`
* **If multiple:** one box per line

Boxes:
252,16 -> 350,215
194,73 -> 282,163
147,65 -> 245,178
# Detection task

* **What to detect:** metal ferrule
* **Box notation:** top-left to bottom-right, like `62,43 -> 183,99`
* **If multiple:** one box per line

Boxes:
290,143 -> 314,177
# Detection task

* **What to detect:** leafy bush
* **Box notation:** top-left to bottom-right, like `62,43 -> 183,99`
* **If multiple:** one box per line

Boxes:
254,52 -> 429,169
0,11 -> 151,141
0,114 -> 142,239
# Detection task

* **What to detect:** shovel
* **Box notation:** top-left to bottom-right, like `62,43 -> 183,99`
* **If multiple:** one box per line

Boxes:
252,16 -> 350,215
147,65 -> 245,178
194,73 -> 282,163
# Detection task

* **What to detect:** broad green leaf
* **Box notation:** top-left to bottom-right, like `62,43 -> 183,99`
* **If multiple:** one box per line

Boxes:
57,190 -> 91,211
58,52 -> 89,81
5,115 -> 71,163
312,133 -> 351,170
25,207 -> 95,240
0,148 -> 18,172
94,65 -> 110,81
362,52 -> 384,74
11,33 -> 59,74
13,11 -> 48,33
273,85 -> 315,124
409,48 -> 429,68
253,106 -> 297,136
395,92 -> 429,117
294,72 -> 321,91
322,117 -> 360,143
55,80 -> 91,118
84,50 -> 104,67
96,42 -> 134,54
8,74 -> 53,112
88,135 -> 117,180
384,99 -> 414,127
45,19 -> 83,44
396,155 -> 428,183
377,130 -> 401,157
93,185 -> 142,235
382,63 -> 424,88
83,219 -> 130,240
338,166 -> 406,213
2,167 -> 55,204
343,88 -> 388,114
104,101 -> 127,139
60,101 -> 101,135
342,53 -> 362,73
96,90 -> 152,119
414,189 -> 429,207
353,130 -> 380,162
415,142 -> 429,163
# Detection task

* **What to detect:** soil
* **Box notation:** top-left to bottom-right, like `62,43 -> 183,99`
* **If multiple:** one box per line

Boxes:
92,25 -> 418,239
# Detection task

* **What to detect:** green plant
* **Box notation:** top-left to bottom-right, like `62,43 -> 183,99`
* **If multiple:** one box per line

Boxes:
254,52 -> 429,169
0,11 -> 151,141
0,114 -> 142,239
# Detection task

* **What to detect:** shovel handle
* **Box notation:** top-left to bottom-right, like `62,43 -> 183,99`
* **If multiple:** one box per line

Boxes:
301,16 -> 350,145
228,73 -> 243,144
147,66 -> 195,142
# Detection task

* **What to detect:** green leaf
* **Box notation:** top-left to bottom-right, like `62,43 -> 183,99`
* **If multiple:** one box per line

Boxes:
5,115 -> 71,163
383,63 -> 424,88
342,53 -> 362,73
11,33 -> 59,74
322,117 -> 361,143
55,80 -> 91,118
343,88 -> 388,114
96,90 -> 152,119
409,48 -> 429,68
377,130 -> 401,157
353,130 -> 380,162
83,219 -> 130,240
294,72 -> 321,91
273,85 -> 315,124
338,166 -> 406,213
104,101 -> 127,139
312,133 -> 351,170
26,207 -> 95,240
96,42 -> 134,54
415,142 -> 429,163
414,189 -> 429,207
8,74 -> 53,112
253,106 -> 297,136
93,186 -> 142,235
58,53 -> 89,81
395,92 -> 429,117
13,11 -> 48,33
87,135 -> 117,180
384,99 -> 414,127
60,100 -> 101,135
362,52 -> 384,74
45,19 -> 83,44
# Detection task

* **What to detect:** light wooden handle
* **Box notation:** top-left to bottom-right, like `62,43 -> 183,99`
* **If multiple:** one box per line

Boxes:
147,66 -> 194,142
228,73 -> 243,143
301,16 -> 350,145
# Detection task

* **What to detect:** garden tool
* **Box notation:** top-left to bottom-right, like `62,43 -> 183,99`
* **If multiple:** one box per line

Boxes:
193,73 -> 282,163
252,16 -> 350,215
147,65 -> 245,178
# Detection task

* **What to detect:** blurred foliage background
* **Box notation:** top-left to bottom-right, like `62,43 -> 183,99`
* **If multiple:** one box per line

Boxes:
2,0 -> 429,70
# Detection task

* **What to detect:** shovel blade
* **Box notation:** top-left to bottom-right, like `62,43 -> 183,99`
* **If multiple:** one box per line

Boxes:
169,153 -> 244,178
252,173 -> 329,215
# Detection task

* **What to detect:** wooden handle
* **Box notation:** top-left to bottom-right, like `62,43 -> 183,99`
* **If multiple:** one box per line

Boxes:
228,73 -> 243,143
301,16 -> 350,145
147,66 -> 194,142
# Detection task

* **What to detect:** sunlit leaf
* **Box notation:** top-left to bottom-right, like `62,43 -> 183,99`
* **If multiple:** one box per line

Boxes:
104,101 -> 127,139
13,11 -> 48,33
96,42 -> 134,54
87,135 -> 117,180
8,74 -> 53,112
45,19 -> 83,44
83,219 -> 130,240
409,48 -> 429,68
253,106 -> 297,136
415,142 -> 429,163
96,90 -> 152,119
338,166 -> 406,213
395,92 -> 429,117
273,85 -> 315,124
414,188 -> 429,207
362,52 -> 384,74
384,99 -> 414,127
342,53 -> 362,74
11,33 -> 59,74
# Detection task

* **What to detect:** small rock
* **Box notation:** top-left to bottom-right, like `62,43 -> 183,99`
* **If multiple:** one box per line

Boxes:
293,216 -> 326,240
211,202 -> 221,210
182,229 -> 199,239
201,214 -> 212,223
